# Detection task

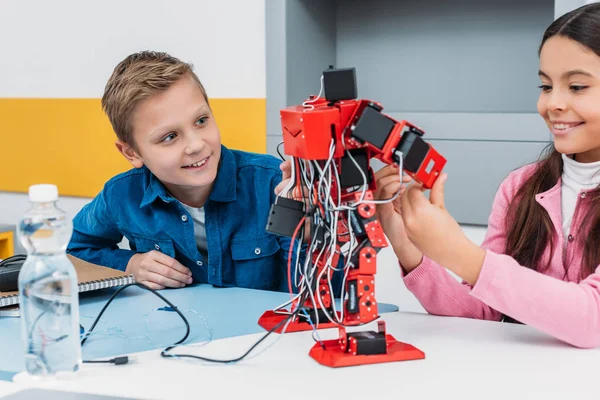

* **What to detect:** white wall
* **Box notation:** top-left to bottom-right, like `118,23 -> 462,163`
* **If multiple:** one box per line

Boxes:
0,0 -> 266,99
0,0 -> 266,228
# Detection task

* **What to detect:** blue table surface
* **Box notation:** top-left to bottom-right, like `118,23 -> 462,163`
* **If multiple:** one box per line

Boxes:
0,284 -> 398,380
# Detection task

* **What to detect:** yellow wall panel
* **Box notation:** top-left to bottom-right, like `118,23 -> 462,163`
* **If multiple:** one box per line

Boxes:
0,98 -> 266,198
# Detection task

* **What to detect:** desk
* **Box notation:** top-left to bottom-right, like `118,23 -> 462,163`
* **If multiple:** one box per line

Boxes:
9,311 -> 599,400
0,382 -> 20,399
0,283 -> 399,380
0,247 -> 409,380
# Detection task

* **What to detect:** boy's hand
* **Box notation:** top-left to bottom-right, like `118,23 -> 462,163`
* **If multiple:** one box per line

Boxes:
126,251 -> 193,290
274,160 -> 311,241
275,159 -> 308,199
274,160 -> 292,196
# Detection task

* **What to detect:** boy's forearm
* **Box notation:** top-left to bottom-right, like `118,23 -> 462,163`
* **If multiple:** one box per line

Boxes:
68,228 -> 135,271
68,246 -> 136,271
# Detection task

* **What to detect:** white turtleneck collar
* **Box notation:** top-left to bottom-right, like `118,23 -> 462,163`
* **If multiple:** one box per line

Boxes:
560,153 -> 600,245
562,153 -> 600,189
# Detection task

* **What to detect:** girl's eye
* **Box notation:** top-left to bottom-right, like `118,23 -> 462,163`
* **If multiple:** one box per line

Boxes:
195,117 -> 208,126
538,84 -> 552,92
570,85 -> 588,92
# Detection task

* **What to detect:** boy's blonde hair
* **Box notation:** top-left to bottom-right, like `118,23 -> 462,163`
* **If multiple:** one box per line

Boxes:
102,51 -> 209,145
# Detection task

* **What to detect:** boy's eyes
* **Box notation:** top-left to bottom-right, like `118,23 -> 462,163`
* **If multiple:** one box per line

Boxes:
159,117 -> 209,143
161,132 -> 177,143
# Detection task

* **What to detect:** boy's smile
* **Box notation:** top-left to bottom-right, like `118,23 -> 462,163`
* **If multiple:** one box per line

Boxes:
182,155 -> 210,170
117,73 -> 222,207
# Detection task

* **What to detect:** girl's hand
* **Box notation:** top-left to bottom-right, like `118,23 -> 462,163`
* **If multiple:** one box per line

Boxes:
373,165 -> 423,271
401,173 -> 485,284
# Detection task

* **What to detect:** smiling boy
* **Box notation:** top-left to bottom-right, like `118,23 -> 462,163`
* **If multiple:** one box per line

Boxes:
67,51 -> 297,291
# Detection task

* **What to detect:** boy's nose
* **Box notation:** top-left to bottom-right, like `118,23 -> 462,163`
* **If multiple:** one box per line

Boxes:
184,132 -> 205,155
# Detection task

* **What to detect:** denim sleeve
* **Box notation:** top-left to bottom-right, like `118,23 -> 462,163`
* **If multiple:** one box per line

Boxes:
67,187 -> 135,272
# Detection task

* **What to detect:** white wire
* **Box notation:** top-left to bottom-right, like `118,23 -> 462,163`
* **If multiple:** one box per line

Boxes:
302,75 -> 324,110
364,151 -> 403,205
334,207 -> 357,323
341,129 -> 369,204
283,135 -> 407,328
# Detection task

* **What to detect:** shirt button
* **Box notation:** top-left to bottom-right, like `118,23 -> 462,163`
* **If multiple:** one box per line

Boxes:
154,244 -> 160,250
196,260 -> 204,266
181,215 -> 188,222
568,234 -> 574,242
254,247 -> 262,255
581,192 -> 587,199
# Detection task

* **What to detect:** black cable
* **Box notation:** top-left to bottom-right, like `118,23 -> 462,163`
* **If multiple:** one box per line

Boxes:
0,254 -> 27,267
276,141 -> 285,161
83,356 -> 129,365
81,282 -> 190,346
82,282 -> 307,366
160,291 -> 309,364
80,282 -> 190,366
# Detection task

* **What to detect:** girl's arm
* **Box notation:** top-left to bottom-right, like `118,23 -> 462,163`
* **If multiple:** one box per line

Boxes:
399,171 -> 511,322
401,168 -> 600,348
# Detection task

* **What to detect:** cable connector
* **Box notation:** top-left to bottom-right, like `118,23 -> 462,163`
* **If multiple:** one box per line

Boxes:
82,355 -> 133,366
111,356 -> 130,365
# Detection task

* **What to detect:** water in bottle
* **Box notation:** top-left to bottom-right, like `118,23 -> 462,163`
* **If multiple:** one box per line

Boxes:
17,184 -> 81,377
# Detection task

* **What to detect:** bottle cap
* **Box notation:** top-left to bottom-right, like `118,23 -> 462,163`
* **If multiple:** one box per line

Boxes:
28,184 -> 59,203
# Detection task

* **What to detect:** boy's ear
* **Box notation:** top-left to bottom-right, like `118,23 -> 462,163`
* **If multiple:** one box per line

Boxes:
115,140 -> 144,168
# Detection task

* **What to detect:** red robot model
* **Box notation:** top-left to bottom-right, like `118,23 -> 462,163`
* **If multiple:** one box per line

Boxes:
259,67 -> 446,367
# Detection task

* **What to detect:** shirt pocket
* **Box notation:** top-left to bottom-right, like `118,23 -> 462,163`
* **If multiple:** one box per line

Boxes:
130,234 -> 176,258
231,235 -> 281,290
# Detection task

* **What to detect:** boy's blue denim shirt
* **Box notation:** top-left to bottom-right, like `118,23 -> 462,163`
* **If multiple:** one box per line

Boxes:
67,145 -> 304,293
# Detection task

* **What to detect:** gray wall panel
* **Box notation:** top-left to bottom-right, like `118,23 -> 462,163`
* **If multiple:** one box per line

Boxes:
425,139 -> 550,225
286,0 -> 337,106
336,0 -> 554,113
267,135 -> 287,161
386,112 -> 551,142
266,0 -> 558,225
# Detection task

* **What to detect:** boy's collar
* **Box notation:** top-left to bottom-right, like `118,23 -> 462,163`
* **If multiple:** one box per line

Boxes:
140,145 -> 237,208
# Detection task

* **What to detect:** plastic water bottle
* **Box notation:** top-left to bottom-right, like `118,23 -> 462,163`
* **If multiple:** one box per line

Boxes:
17,184 -> 81,377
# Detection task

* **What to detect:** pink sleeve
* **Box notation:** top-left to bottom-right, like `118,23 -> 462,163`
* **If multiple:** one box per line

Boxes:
471,252 -> 600,348
400,168 -> 526,322
402,165 -> 600,348
402,256 -> 502,320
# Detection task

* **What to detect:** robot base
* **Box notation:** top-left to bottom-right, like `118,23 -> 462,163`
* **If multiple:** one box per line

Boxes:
258,310 -> 340,333
309,335 -> 425,368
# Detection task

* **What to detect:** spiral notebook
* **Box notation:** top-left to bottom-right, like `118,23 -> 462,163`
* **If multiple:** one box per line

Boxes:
0,255 -> 135,308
